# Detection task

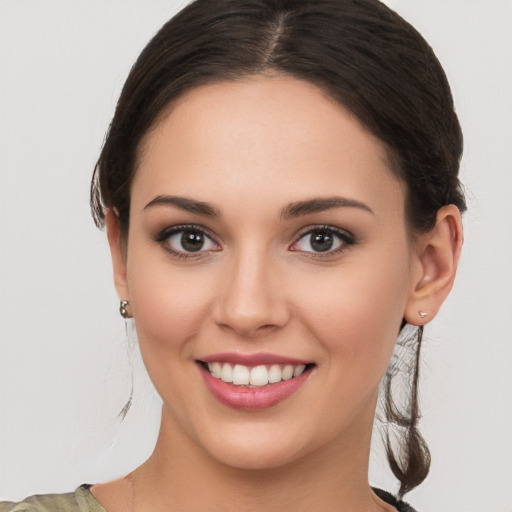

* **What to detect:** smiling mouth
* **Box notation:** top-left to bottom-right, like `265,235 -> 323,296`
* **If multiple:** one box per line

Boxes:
198,361 -> 315,388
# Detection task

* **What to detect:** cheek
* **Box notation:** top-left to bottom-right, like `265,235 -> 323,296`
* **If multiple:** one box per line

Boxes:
125,244 -> 215,359
124,250 -> 219,421
296,248 -> 411,384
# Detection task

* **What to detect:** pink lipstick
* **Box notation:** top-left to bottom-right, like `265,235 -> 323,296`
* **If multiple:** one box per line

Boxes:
197,353 -> 314,409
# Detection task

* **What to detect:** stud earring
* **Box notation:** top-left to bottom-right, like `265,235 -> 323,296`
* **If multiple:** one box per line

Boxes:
119,300 -> 130,319
418,310 -> 428,319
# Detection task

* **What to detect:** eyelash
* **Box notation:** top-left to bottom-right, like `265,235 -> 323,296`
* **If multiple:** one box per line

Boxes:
154,224 -> 356,260
154,224 -> 219,260
290,225 -> 356,259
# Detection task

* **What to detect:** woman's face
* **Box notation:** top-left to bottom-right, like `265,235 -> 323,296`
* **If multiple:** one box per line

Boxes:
115,76 -> 424,469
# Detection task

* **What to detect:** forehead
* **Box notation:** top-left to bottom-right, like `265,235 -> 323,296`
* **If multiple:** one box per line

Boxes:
132,76 -> 405,221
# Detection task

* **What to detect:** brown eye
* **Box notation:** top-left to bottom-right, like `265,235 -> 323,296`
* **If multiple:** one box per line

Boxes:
161,227 -> 219,254
291,227 -> 353,255
181,230 -> 205,252
309,231 -> 335,252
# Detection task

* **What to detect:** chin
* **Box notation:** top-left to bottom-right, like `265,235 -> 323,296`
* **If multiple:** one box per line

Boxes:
191,418 -> 329,472
209,441 -> 307,471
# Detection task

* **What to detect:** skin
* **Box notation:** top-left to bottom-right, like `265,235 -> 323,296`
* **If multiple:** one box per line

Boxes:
93,76 -> 463,512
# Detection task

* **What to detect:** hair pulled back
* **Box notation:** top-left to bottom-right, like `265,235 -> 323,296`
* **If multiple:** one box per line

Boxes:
91,0 -> 466,498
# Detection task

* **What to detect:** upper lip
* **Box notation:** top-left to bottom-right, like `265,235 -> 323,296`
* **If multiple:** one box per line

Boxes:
198,352 -> 312,366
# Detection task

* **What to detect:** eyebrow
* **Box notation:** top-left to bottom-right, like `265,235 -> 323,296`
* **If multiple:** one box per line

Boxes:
143,195 -> 221,218
143,194 -> 373,219
280,196 -> 374,219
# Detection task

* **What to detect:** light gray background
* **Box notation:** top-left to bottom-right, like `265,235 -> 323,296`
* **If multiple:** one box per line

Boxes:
1,1 -> 511,510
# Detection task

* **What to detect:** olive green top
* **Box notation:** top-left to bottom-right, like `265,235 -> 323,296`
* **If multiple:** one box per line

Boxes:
0,485 -> 105,512
0,484 -> 417,511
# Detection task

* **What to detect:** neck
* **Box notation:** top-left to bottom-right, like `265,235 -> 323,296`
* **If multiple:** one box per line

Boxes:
130,402 -> 392,512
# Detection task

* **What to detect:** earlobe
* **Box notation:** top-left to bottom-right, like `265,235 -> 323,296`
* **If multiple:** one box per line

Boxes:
405,205 -> 463,326
105,209 -> 130,303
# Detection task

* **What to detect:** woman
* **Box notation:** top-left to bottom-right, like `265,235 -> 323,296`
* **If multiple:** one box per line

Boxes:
0,0 -> 466,510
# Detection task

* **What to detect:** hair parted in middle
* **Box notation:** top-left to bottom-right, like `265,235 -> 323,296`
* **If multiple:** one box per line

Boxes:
91,0 -> 466,498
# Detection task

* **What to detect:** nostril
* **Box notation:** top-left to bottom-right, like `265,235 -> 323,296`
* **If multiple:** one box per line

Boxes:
211,273 -> 291,336
215,318 -> 283,339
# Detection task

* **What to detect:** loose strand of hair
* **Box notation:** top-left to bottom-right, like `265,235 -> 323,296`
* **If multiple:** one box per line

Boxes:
383,325 -> 431,499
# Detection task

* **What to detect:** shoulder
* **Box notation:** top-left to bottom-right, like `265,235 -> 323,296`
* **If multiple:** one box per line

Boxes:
0,485 -> 106,512
372,487 -> 418,512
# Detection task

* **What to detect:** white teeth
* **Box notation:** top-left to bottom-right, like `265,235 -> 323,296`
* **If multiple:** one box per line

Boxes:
249,365 -> 269,387
232,364 -> 250,385
268,364 -> 282,383
208,362 -> 222,378
207,362 -> 309,386
293,364 -> 306,377
220,363 -> 233,383
281,365 -> 294,380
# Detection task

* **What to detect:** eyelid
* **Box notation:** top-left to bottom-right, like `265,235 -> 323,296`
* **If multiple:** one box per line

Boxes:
289,225 -> 356,255
153,223 -> 355,260
154,223 -> 218,242
154,224 -> 221,258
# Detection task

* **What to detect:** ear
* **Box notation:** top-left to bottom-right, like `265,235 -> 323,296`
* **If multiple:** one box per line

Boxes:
105,209 -> 130,304
404,205 -> 463,326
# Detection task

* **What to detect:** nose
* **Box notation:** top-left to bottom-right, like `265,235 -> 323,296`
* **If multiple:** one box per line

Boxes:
212,249 -> 290,339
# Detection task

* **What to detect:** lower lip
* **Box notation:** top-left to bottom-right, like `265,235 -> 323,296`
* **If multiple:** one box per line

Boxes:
199,364 -> 312,410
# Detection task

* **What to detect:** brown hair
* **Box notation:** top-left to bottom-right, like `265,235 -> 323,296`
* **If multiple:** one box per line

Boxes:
91,0 -> 466,498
